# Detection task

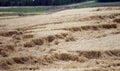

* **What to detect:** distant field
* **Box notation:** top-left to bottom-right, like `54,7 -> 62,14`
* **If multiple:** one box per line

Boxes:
69,1 -> 120,8
0,1 -> 120,17
0,6 -> 50,13
0,6 -> 52,17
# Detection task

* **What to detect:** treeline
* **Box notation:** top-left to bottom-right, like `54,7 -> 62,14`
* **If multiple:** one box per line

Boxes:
0,0 -> 88,6
0,0 -> 119,6
97,0 -> 120,2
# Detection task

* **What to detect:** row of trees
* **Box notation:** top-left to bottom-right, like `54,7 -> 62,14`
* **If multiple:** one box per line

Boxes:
0,0 -> 88,6
0,0 -> 119,6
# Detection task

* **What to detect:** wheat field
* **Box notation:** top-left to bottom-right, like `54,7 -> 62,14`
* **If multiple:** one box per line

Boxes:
0,7 -> 120,71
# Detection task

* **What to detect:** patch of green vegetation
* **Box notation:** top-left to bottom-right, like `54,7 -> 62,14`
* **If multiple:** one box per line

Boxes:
0,6 -> 52,16
72,1 -> 120,8
0,6 -> 51,13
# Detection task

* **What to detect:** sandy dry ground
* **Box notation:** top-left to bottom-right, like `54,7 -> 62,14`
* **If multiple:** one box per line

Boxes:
0,7 -> 120,71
